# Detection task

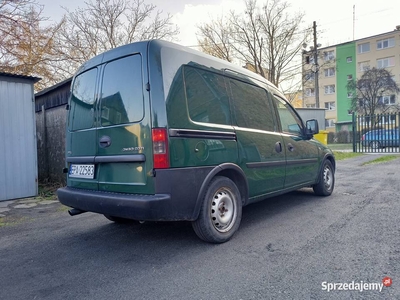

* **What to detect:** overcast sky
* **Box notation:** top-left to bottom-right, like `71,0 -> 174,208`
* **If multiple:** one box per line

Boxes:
39,0 -> 400,48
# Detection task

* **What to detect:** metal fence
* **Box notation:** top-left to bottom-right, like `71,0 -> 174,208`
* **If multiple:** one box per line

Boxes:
353,112 -> 400,153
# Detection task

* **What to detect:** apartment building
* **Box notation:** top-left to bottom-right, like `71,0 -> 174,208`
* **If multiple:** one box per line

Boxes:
302,26 -> 400,132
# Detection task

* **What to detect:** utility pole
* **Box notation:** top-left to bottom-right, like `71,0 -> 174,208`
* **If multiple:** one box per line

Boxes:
313,21 -> 320,108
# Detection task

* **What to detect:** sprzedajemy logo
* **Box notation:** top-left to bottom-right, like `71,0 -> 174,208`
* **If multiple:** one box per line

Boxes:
322,277 -> 392,292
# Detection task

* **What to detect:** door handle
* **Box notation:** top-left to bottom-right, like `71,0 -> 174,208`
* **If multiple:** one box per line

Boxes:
99,136 -> 112,148
275,142 -> 282,153
287,143 -> 294,152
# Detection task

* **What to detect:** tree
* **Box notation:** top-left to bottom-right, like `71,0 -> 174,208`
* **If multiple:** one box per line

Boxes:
56,0 -> 179,75
197,16 -> 234,62
197,0 -> 309,91
0,0 -> 64,90
347,67 -> 400,123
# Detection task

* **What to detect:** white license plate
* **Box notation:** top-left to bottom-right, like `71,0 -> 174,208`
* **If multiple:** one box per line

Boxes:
69,164 -> 95,179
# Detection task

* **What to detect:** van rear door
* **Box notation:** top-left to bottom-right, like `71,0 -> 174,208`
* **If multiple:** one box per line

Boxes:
96,54 -> 153,194
67,68 -> 99,190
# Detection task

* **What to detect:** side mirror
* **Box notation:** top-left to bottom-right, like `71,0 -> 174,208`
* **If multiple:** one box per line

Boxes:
306,119 -> 319,138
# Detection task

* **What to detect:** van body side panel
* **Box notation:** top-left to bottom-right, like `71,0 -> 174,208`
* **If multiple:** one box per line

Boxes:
280,135 -> 320,187
235,129 -> 286,197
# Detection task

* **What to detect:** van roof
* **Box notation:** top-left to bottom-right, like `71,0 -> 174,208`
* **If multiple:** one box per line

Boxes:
75,39 -> 279,93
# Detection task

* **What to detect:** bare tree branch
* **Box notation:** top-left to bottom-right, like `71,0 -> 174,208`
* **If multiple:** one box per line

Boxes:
347,67 -> 400,125
196,0 -> 309,91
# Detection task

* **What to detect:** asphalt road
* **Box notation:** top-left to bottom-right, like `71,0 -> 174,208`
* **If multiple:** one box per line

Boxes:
0,154 -> 399,300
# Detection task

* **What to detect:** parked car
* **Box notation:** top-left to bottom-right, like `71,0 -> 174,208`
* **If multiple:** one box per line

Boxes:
57,40 -> 335,243
361,129 -> 400,149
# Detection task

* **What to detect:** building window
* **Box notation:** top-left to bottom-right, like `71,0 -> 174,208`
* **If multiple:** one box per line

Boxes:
305,88 -> 315,97
325,119 -> 335,127
324,50 -> 335,61
305,71 -> 315,81
324,67 -> 335,77
305,55 -> 315,64
359,99 -> 370,107
324,102 -> 336,110
358,42 -> 370,53
377,57 -> 395,69
378,95 -> 396,105
324,85 -> 335,94
383,114 -> 396,124
358,61 -> 370,71
346,56 -> 353,63
347,74 -> 353,80
377,37 -> 395,50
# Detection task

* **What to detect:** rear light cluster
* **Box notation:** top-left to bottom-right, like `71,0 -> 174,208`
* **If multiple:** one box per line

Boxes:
152,128 -> 169,169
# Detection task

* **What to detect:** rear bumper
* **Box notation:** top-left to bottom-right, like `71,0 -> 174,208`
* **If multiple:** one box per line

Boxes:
57,166 -> 214,221
57,187 -> 177,221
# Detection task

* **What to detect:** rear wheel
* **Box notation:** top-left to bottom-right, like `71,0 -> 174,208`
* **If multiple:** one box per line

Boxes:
313,160 -> 334,196
192,176 -> 242,243
370,141 -> 381,149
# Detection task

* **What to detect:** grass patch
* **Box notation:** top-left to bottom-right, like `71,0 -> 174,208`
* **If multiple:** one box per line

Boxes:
328,143 -> 353,151
362,155 -> 400,166
38,183 -> 61,200
0,216 -> 27,227
333,151 -> 363,160
57,205 -> 70,213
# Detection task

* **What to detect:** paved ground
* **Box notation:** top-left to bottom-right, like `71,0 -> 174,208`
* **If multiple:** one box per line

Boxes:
0,154 -> 399,300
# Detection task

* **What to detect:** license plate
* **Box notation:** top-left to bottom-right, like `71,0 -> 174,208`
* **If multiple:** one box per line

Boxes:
69,164 -> 95,179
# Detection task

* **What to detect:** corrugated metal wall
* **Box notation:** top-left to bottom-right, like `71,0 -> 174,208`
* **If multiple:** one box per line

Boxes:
0,78 -> 38,201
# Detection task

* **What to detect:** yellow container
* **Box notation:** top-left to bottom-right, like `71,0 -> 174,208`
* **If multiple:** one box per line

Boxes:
314,130 -> 328,145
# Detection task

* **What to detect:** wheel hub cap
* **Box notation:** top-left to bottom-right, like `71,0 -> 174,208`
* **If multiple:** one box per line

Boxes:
211,189 -> 236,233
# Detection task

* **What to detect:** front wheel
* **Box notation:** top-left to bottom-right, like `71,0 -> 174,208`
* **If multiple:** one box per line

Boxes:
313,160 -> 335,196
192,176 -> 242,243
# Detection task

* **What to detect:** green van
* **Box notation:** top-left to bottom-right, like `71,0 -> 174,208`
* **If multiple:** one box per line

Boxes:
57,40 -> 335,243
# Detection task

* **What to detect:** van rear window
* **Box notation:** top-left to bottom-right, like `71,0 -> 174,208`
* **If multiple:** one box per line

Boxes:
100,55 -> 144,126
69,68 -> 97,131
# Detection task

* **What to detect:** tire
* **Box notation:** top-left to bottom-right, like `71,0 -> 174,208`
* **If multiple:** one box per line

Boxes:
370,141 -> 381,149
104,215 -> 136,224
192,176 -> 242,243
313,160 -> 335,196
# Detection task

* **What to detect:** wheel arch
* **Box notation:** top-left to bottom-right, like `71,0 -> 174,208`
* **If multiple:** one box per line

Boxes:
316,154 -> 336,184
192,163 -> 248,220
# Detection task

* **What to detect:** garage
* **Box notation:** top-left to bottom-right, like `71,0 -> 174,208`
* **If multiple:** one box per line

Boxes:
0,72 -> 40,201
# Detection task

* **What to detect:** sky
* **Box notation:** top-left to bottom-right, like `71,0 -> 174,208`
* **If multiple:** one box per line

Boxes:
39,0 -> 400,49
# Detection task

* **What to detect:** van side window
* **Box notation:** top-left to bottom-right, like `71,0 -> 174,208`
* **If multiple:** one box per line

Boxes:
272,95 -> 303,135
184,66 -> 231,125
228,79 -> 275,131
100,55 -> 144,126
69,68 -> 97,131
